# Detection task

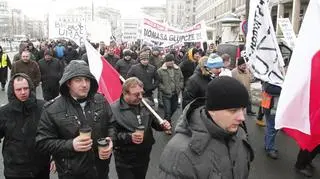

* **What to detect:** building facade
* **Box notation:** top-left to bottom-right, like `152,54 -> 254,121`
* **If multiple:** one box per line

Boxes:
195,0 -> 309,43
141,6 -> 166,22
166,0 -> 198,28
0,0 -> 10,38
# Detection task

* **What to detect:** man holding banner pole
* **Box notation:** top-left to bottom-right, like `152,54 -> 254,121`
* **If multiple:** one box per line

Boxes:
245,0 -> 285,159
85,40 -> 170,128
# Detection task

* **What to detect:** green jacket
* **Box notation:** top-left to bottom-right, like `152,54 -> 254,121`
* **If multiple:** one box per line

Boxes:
157,63 -> 184,97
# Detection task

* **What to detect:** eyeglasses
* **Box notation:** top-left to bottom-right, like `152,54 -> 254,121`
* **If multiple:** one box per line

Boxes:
129,91 -> 145,98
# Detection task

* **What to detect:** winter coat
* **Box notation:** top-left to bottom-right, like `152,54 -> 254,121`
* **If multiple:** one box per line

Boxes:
179,55 -> 197,85
64,48 -> 79,64
115,59 -> 138,78
159,98 -> 254,179
104,54 -> 119,68
182,68 -> 212,109
0,52 -> 12,84
231,68 -> 251,94
149,55 -> 163,69
157,63 -> 184,97
36,61 -> 116,179
127,63 -> 159,97
111,98 -> 164,168
0,73 -> 50,178
38,58 -> 63,90
11,60 -> 41,87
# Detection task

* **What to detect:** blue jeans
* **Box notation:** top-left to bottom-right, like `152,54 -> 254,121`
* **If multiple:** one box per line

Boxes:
264,111 -> 278,151
162,93 -> 178,121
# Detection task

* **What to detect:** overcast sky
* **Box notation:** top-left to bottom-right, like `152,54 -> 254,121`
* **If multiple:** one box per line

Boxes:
8,0 -> 166,20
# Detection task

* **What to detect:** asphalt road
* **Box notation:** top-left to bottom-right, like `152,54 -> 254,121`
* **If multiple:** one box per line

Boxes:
0,52 -> 318,179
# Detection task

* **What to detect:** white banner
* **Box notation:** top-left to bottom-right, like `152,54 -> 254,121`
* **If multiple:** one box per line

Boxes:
278,18 -> 296,49
246,0 -> 285,86
142,18 -> 208,43
49,15 -> 87,46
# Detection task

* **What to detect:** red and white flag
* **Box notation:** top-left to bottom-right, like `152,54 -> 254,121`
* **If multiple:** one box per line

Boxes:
275,0 -> 320,151
85,41 -> 122,103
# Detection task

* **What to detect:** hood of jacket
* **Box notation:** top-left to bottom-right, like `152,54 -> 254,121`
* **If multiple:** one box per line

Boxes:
175,98 -> 237,154
7,73 -> 37,112
59,60 -> 98,98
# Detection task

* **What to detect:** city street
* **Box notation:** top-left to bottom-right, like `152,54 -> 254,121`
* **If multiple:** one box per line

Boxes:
0,52 -> 318,179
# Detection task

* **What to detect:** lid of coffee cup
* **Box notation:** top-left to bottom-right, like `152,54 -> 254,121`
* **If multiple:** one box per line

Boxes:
79,126 -> 92,133
97,138 -> 109,146
136,125 -> 145,130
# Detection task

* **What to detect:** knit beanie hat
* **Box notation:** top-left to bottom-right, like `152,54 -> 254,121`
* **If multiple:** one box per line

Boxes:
206,53 -> 224,69
206,76 -> 249,111
237,57 -> 246,66
139,52 -> 150,61
164,54 -> 175,62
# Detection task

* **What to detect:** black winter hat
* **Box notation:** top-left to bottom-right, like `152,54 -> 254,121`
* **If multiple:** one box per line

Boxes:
123,49 -> 132,56
164,54 -> 175,62
206,76 -> 249,111
237,57 -> 246,66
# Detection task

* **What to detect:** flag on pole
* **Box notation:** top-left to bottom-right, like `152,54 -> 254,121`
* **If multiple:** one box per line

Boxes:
245,0 -> 285,87
85,41 -> 122,103
275,0 -> 320,151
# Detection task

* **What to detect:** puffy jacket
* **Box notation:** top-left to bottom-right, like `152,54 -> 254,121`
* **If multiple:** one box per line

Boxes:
159,98 -> 254,179
0,73 -> 50,178
115,58 -> 138,78
111,97 -> 164,168
157,63 -> 184,97
36,61 -> 116,179
182,68 -> 212,109
127,63 -> 159,97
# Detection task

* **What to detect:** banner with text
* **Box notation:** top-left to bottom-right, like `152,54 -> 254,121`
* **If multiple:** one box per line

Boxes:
246,0 -> 285,86
142,18 -> 208,43
278,18 -> 296,49
49,15 -> 87,46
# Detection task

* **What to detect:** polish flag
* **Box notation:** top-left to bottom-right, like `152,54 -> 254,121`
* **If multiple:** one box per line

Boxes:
85,41 -> 122,103
275,0 -> 320,151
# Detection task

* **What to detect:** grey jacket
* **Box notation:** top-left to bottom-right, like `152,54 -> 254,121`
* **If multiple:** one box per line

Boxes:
158,98 -> 254,179
157,63 -> 184,97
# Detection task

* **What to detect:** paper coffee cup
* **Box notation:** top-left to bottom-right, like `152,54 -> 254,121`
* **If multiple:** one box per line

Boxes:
79,126 -> 92,138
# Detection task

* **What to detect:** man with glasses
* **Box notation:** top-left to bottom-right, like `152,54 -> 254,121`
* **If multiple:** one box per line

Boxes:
111,77 -> 171,179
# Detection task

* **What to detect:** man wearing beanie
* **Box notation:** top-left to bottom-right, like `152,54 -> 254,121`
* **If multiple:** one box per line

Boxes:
182,54 -> 223,109
159,76 -> 254,178
232,57 -> 256,116
127,52 -> 159,101
115,49 -> 137,78
157,54 -> 184,134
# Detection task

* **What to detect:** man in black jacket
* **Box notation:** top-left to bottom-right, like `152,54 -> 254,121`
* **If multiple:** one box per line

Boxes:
111,77 -> 171,179
182,54 -> 223,109
0,73 -> 51,179
36,61 -> 116,179
115,49 -> 137,78
38,49 -> 63,101
127,52 -> 159,101
159,76 -> 254,179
